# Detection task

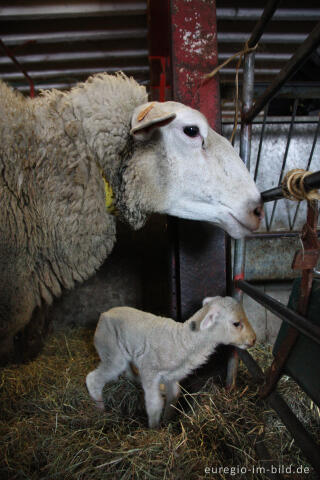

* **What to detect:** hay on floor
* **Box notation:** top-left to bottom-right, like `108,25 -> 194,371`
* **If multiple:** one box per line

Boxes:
0,327 -> 319,480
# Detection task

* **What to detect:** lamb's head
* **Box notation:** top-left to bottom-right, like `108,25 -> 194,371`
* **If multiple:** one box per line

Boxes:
130,101 -> 263,238
198,296 -> 256,349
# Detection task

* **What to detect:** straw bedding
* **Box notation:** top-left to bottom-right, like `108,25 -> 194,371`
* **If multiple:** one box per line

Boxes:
1,327 -> 319,480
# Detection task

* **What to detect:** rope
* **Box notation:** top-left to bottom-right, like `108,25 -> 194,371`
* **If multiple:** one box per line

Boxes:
203,42 -> 258,144
282,169 -> 320,202
203,42 -> 258,82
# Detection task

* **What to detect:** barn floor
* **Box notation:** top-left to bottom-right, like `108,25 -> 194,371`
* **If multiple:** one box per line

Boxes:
0,327 -> 319,480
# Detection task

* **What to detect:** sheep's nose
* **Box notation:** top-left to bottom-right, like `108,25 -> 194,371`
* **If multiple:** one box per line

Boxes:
253,204 -> 264,220
247,199 -> 264,230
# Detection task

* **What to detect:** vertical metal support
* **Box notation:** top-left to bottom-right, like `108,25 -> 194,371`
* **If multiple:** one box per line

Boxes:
291,118 -> 320,230
269,99 -> 298,230
170,0 -> 226,321
227,51 -> 255,389
260,200 -> 319,398
254,104 -> 270,230
234,51 -> 256,295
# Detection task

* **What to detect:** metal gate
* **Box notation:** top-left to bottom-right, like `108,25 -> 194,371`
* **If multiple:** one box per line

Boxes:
226,0 -> 320,475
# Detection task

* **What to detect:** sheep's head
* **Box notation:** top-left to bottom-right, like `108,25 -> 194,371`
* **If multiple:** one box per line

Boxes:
130,101 -> 263,239
199,296 -> 256,349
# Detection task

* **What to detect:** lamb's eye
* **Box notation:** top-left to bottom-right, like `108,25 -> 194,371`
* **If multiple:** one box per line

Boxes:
233,322 -> 241,328
183,126 -> 199,137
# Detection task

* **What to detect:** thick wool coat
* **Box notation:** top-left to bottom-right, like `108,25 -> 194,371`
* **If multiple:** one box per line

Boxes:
0,74 -> 147,361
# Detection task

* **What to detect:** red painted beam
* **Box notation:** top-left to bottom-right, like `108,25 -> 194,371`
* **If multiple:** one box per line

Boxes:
171,0 -> 221,132
170,0 -> 227,320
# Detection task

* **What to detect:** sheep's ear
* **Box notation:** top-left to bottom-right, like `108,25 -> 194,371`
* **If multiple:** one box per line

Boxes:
200,306 -> 220,330
130,102 -> 176,139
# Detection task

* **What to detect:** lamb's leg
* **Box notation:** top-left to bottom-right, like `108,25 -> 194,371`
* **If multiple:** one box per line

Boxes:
163,381 -> 180,422
86,360 -> 126,411
141,377 -> 163,428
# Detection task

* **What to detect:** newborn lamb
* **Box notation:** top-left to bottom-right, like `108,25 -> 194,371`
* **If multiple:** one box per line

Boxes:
86,296 -> 256,427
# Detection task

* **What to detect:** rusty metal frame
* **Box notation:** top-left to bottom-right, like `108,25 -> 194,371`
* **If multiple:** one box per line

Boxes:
229,0 -> 320,475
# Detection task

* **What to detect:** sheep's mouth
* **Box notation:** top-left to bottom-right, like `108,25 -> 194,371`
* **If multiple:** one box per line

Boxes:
228,213 -> 255,234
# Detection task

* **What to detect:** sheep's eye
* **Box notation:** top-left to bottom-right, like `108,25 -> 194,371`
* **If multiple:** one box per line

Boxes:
183,125 -> 199,137
233,322 -> 241,328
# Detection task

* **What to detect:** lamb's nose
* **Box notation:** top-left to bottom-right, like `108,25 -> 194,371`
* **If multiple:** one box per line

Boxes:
246,336 -> 256,348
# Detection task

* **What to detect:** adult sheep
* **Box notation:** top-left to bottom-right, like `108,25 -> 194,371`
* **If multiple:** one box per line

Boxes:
0,73 -> 262,364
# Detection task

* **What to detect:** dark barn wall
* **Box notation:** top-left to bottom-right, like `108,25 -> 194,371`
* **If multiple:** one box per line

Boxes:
48,216 -> 171,329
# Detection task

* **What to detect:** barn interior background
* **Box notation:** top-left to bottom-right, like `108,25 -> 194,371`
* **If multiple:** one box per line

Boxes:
1,0 -> 320,478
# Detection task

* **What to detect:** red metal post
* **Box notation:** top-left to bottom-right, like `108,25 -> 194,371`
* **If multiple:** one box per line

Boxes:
170,0 -> 226,320
171,0 -> 221,131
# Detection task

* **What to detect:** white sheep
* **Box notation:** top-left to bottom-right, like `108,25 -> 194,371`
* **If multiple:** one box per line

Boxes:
0,72 -> 262,363
86,296 -> 256,428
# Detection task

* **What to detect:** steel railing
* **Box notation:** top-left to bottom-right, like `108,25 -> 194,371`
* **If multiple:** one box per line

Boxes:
229,0 -> 320,475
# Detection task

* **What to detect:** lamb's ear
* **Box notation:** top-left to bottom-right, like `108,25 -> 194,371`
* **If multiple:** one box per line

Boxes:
202,297 -> 215,306
200,306 -> 220,330
130,102 -> 176,139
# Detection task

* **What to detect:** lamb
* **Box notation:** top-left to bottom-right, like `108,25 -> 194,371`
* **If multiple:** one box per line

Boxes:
0,72 -> 263,363
86,296 -> 256,428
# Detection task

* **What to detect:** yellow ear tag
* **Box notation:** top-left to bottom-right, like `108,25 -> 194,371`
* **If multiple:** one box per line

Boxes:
103,177 -> 116,215
137,102 -> 155,122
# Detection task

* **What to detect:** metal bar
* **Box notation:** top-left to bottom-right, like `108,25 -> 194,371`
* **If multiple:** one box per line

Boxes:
228,47 -> 256,388
237,349 -> 264,382
268,392 -> 320,475
262,170 -> 320,203
260,201 -> 319,398
291,118 -> 320,230
254,104 -> 269,182
231,53 -> 255,308
237,280 -> 320,345
254,104 -> 270,229
278,99 -> 299,182
1,66 -> 150,81
219,52 -> 291,61
247,0 -> 281,48
238,349 -> 320,474
217,68 -> 281,76
249,231 -> 320,239
244,22 -> 320,123
218,33 -> 308,44
0,3 -> 147,20
216,8 -> 320,21
254,442 -> 284,480
0,49 -> 149,66
269,99 -> 298,230
2,32 -> 308,47
0,39 -> 34,97
262,171 -> 320,203
223,115 -> 320,125
1,29 -> 148,46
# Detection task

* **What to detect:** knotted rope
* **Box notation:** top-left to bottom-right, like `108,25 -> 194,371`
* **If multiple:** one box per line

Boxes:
282,169 -> 320,202
203,42 -> 258,143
